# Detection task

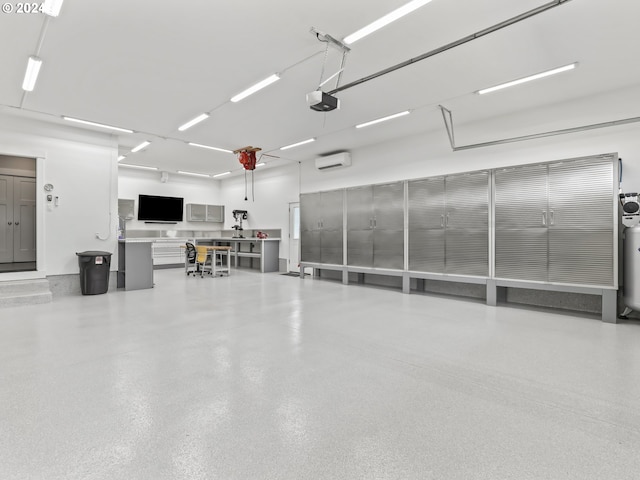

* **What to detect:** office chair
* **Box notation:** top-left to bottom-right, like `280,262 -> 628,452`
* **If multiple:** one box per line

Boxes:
195,245 -> 213,277
185,242 -> 198,276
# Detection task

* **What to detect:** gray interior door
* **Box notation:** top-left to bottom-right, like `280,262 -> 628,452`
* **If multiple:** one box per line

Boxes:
300,193 -> 321,263
0,175 -> 14,263
13,177 -> 36,263
347,186 -> 373,266
444,172 -> 489,276
494,164 -> 549,281
548,157 -> 614,286
373,182 -> 404,269
408,177 -> 445,272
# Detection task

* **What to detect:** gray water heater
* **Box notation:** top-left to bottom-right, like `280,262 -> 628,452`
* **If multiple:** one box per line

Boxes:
623,225 -> 640,312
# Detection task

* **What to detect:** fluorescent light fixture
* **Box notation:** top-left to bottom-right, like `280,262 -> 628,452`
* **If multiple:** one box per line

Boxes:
213,171 -> 231,178
131,141 -> 151,153
42,0 -> 64,17
177,170 -> 210,178
178,113 -> 209,132
188,142 -> 233,154
356,110 -> 411,129
230,74 -> 280,103
255,162 -> 266,167
117,155 -> 126,161
280,138 -> 315,151
477,63 -> 578,95
63,116 -> 134,133
344,0 -> 434,44
22,56 -> 42,92
119,164 -> 158,171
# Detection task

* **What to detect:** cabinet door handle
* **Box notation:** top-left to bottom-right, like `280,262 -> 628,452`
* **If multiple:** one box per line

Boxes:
549,210 -> 555,226
542,211 -> 547,226
373,217 -> 377,228
445,214 -> 449,227
7,222 -> 11,225
440,215 -> 444,228
14,222 -> 19,226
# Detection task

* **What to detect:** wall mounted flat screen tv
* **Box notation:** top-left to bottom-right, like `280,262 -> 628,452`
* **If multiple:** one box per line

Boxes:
138,194 -> 184,222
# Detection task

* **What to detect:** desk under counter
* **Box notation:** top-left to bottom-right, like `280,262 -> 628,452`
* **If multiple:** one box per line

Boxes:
117,239 -> 154,290
194,237 -> 280,273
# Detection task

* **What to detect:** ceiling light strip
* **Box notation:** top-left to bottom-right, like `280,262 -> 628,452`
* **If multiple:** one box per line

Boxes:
63,116 -> 134,133
22,56 -> 42,92
42,0 -> 64,17
188,142 -> 233,153
230,74 -> 280,103
213,171 -> 231,178
178,113 -> 209,131
177,170 -> 211,177
131,141 -> 151,153
344,0 -> 434,44
280,138 -> 316,151
356,110 -> 411,129
119,164 -> 158,171
477,63 -> 578,95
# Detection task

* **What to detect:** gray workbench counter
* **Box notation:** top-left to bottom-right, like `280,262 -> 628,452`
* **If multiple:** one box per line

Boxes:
194,238 -> 280,273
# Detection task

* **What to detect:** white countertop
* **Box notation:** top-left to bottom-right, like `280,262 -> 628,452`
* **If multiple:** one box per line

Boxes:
120,237 -> 280,242
118,238 -> 155,243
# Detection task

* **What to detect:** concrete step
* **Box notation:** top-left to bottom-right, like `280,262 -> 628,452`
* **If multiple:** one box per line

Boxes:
0,279 -> 53,307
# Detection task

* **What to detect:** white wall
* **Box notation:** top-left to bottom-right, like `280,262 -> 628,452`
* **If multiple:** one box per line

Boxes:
219,165 -> 301,260
118,169 -> 223,232
0,112 -> 118,277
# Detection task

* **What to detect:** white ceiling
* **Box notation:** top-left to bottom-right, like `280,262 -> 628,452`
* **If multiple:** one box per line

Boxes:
1,0 -> 639,177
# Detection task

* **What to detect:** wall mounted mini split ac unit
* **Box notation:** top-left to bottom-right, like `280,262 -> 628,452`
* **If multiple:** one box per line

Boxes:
315,152 -> 351,171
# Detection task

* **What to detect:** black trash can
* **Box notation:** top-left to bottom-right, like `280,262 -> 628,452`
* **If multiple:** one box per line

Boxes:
76,251 -> 112,295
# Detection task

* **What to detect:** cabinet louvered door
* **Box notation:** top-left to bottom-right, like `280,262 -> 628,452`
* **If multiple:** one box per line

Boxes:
494,164 -> 549,281
373,182 -> 404,269
408,178 -> 445,272
444,172 -> 489,276
548,157 -> 614,286
300,193 -> 321,263
320,190 -> 344,265
347,186 -> 374,267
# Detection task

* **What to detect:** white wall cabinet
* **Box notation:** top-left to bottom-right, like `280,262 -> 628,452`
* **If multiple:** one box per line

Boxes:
186,204 -> 224,223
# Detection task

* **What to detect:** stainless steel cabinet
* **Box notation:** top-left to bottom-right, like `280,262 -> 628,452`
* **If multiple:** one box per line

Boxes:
494,164 -> 548,281
300,190 -> 344,264
347,182 -> 404,269
408,172 -> 489,276
495,156 -> 614,286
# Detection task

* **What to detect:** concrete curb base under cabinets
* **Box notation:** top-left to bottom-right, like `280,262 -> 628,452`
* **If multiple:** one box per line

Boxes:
0,279 -> 52,308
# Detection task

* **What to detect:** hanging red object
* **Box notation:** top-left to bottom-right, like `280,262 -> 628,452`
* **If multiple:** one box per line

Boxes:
238,150 -> 257,170
234,146 -> 261,171
233,146 -> 262,201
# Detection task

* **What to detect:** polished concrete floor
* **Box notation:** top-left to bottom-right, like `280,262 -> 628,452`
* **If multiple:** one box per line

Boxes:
1,269 -> 639,480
